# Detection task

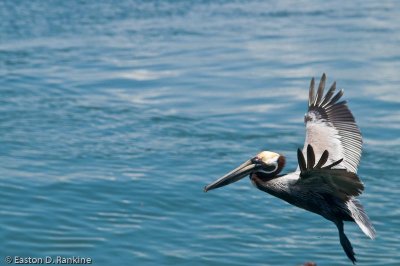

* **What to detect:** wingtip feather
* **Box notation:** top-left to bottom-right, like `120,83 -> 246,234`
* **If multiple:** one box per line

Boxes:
329,89 -> 344,105
315,73 -> 326,105
309,77 -> 315,106
321,81 -> 336,107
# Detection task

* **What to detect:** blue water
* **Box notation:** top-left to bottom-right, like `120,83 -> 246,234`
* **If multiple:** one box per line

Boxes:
1,1 -> 399,265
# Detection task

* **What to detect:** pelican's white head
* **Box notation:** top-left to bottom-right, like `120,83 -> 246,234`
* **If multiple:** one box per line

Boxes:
252,151 -> 282,174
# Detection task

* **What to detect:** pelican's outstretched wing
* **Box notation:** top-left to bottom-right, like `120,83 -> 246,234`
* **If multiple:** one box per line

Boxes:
302,74 -> 362,173
296,145 -> 364,201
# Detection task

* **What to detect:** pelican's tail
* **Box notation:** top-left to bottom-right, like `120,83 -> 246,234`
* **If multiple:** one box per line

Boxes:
347,198 -> 376,239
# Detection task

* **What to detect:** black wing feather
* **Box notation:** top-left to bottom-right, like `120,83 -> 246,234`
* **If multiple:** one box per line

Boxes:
306,144 -> 315,170
297,144 -> 364,200
315,150 -> 329,169
297,148 -> 307,172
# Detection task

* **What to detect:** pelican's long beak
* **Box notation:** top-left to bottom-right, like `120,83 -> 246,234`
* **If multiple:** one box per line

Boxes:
204,159 -> 259,192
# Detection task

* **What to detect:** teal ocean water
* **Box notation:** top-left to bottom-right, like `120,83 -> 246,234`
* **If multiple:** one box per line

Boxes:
1,1 -> 399,265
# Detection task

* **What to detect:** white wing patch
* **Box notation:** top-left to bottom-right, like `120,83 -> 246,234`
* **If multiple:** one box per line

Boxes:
305,112 -> 344,168
302,74 -> 362,173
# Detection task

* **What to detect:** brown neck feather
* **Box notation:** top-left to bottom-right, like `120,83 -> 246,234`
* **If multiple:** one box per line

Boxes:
277,155 -> 286,174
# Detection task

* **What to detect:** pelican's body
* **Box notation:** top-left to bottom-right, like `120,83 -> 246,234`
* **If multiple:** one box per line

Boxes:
205,74 -> 375,264
251,171 -> 359,226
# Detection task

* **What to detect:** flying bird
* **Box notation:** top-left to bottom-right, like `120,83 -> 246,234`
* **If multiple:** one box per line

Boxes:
204,74 -> 375,264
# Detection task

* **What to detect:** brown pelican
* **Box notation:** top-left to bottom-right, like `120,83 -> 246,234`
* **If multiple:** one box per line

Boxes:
204,74 -> 375,264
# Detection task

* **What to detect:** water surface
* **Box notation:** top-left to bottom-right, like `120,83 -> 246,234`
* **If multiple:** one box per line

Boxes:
1,1 -> 399,265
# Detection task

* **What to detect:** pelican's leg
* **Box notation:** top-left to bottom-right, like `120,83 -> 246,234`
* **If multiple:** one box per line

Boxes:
336,220 -> 356,264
